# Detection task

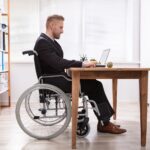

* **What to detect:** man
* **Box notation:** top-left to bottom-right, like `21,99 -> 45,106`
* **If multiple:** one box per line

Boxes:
34,14 -> 127,134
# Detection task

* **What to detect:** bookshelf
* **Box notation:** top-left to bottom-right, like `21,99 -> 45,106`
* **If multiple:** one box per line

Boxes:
0,0 -> 10,108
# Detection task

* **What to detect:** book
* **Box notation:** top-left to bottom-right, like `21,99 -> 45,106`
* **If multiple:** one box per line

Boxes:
2,31 -> 5,50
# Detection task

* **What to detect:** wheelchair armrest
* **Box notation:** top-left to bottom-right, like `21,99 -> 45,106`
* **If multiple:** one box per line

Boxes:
22,50 -> 38,56
39,74 -> 72,82
39,74 -> 85,96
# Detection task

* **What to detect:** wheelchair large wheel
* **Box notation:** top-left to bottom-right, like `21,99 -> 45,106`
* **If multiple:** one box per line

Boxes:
15,83 -> 71,140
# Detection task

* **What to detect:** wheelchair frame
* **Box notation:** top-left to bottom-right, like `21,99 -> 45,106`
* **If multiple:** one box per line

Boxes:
15,50 -> 100,139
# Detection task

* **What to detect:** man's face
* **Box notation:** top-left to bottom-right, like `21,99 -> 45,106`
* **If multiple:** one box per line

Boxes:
51,20 -> 64,39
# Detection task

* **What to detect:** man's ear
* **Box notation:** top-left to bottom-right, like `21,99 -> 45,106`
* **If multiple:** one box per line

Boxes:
48,22 -> 54,30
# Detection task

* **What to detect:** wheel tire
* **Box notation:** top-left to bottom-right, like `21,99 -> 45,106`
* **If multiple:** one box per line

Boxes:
15,83 -> 71,140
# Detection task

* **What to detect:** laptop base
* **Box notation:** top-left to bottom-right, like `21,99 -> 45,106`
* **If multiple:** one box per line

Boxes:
96,64 -> 106,67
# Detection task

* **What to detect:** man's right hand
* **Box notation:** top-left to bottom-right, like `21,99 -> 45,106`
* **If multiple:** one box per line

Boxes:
82,61 -> 96,68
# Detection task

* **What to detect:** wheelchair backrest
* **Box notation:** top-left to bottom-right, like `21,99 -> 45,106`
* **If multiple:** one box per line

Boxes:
22,50 -> 42,79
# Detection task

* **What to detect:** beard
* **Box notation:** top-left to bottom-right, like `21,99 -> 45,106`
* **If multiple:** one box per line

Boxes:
53,32 -> 61,39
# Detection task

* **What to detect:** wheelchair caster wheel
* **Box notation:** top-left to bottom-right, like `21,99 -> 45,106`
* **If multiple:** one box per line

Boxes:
41,109 -> 46,114
76,123 -> 90,137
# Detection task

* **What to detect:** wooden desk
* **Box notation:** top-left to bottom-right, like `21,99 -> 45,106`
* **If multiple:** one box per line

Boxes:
70,67 -> 150,149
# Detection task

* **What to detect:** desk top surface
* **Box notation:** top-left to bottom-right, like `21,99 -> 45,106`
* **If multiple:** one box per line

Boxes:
70,67 -> 150,72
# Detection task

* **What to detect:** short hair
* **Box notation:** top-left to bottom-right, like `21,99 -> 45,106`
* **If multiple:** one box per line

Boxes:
46,15 -> 64,29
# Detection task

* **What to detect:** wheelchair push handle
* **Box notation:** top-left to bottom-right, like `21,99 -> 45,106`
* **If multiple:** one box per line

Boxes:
22,50 -> 38,56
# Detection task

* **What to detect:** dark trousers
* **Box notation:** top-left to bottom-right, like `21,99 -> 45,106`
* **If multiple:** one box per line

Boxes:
44,76 -> 114,122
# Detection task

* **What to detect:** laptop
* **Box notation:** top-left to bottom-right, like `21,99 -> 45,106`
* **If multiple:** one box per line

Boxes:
96,49 -> 110,67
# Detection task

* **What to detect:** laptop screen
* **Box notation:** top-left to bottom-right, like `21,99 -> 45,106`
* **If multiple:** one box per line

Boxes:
99,49 -> 110,65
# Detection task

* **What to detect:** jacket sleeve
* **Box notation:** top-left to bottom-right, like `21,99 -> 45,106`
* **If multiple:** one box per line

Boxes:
35,39 -> 82,72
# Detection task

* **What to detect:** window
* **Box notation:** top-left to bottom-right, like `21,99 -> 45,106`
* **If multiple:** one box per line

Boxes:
10,0 -> 140,63
39,0 -> 140,63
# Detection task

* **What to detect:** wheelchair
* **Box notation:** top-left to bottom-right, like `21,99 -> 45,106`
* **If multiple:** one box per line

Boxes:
15,50 -> 100,140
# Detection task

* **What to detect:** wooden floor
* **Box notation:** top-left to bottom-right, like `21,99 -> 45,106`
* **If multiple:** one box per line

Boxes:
0,102 -> 150,150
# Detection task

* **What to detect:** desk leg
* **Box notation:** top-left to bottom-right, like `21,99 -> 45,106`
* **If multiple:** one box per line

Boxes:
112,79 -> 117,120
139,71 -> 148,146
72,71 -> 80,149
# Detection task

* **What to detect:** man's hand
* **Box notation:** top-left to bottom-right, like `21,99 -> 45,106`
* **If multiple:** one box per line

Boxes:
82,61 -> 96,68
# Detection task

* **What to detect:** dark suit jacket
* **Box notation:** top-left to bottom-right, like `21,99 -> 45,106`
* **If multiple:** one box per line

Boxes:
33,33 -> 114,119
34,33 -> 82,77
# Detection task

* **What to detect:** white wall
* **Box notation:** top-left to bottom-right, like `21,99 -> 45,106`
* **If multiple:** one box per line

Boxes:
10,63 -> 37,102
140,0 -> 150,100
10,0 -> 39,63
140,0 -> 150,66
10,0 -> 39,102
